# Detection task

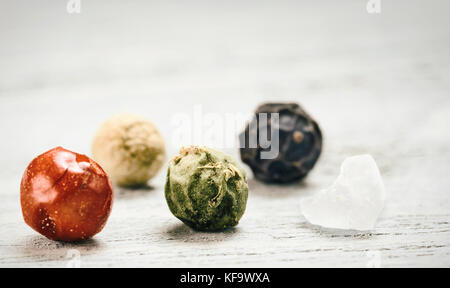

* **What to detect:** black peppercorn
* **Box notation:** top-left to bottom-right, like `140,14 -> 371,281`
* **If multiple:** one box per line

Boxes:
239,103 -> 322,183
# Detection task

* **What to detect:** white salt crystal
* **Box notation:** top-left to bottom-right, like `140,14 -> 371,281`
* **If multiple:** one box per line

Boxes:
300,154 -> 386,231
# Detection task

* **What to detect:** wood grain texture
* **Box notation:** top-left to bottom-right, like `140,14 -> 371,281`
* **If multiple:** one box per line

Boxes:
1,0 -> 450,267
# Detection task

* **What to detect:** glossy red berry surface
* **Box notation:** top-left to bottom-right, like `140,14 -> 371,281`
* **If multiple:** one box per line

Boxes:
20,147 -> 113,242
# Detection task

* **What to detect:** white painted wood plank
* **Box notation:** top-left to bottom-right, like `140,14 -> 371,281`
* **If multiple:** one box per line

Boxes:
0,0 -> 449,267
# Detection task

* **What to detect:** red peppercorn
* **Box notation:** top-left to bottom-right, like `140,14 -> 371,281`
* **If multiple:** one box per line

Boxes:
20,147 -> 113,242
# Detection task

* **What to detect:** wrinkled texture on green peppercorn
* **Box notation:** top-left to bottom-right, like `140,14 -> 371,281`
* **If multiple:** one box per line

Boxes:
165,146 -> 249,231
240,102 -> 322,183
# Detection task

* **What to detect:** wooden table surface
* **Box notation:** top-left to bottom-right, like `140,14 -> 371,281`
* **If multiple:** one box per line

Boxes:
1,0 -> 449,267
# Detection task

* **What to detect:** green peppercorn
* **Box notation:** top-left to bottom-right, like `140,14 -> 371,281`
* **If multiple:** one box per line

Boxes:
165,146 -> 248,231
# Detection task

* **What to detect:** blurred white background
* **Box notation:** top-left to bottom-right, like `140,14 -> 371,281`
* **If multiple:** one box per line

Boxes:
1,0 -> 449,161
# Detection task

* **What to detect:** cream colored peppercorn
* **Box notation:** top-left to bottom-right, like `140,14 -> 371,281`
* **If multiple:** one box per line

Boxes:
92,114 -> 166,187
